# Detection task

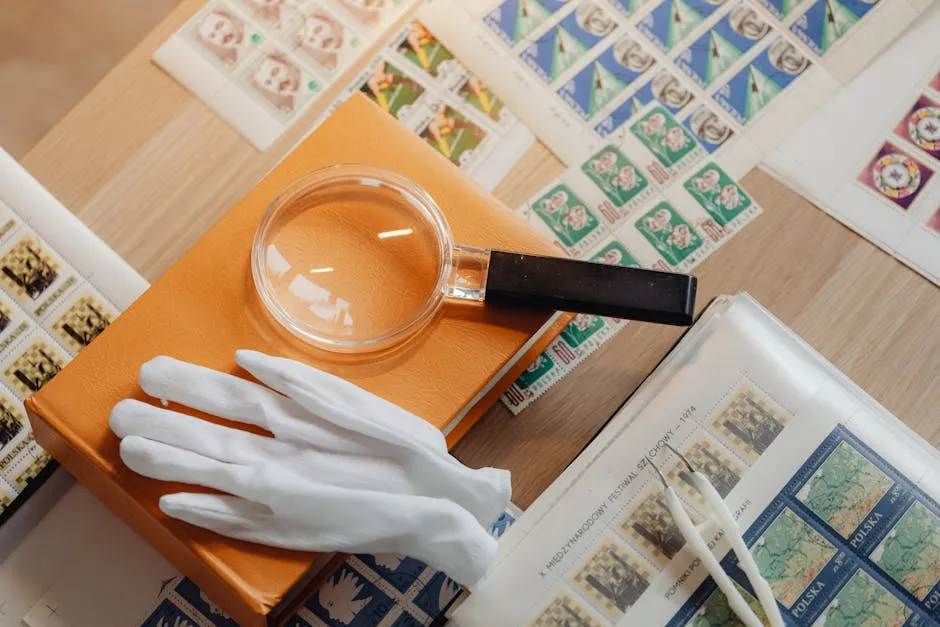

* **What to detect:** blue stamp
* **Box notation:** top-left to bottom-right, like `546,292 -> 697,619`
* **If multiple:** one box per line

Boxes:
594,69 -> 694,137
712,38 -> 810,125
788,0 -> 876,56
557,34 -> 656,120
483,0 -> 570,47
636,0 -> 722,53
413,571 -> 463,618
682,105 -> 734,153
140,599 -> 199,627
755,0 -> 808,19
519,3 -> 619,84
675,5 -> 771,89
355,554 -> 429,594
173,577 -> 238,626
306,564 -> 393,626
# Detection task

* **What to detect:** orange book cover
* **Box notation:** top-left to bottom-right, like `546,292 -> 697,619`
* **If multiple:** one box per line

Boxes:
26,94 -> 569,626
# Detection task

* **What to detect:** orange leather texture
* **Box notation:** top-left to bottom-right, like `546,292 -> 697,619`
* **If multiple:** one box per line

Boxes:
26,94 -> 567,627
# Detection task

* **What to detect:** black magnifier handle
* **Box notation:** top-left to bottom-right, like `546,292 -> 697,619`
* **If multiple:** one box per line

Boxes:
484,250 -> 697,326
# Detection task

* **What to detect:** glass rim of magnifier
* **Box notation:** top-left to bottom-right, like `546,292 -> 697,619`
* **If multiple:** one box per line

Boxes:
251,164 -> 454,353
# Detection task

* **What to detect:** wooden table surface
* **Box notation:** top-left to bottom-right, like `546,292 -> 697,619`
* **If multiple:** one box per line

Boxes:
21,0 -> 940,510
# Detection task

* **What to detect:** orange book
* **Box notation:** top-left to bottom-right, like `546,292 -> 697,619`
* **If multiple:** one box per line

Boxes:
25,94 -> 571,627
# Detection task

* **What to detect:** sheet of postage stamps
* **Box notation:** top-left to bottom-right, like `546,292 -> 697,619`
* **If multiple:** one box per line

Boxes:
519,1 -> 620,85
556,32 -> 658,122
635,0 -> 724,54
153,0 -> 420,149
788,0 -> 877,57
669,424 -> 940,626
0,201 -> 120,526
332,20 -> 535,190
502,101 -> 762,413
136,506 -> 521,627
712,37 -> 812,126
674,3 -> 772,90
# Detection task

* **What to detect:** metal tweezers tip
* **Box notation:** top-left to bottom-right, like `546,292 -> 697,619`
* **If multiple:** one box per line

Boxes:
664,442 -> 695,473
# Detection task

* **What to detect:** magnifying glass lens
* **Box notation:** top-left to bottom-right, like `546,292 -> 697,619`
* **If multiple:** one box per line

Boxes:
254,170 -> 447,352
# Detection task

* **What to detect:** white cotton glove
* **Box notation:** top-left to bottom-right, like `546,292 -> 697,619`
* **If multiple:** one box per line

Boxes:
109,350 -> 511,586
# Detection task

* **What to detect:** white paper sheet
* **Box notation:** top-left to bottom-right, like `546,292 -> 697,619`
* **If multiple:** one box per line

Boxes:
763,3 -> 940,285
454,293 -> 940,626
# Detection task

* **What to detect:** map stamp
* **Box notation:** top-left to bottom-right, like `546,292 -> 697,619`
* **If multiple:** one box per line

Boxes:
796,440 -> 894,539
869,499 -> 940,601
813,569 -> 912,626
683,580 -> 768,627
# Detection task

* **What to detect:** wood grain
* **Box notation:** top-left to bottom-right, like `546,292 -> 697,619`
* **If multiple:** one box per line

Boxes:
0,0 -> 183,158
22,4 -> 940,511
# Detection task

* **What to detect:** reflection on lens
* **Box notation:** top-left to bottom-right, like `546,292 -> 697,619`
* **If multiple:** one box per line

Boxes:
257,173 -> 445,348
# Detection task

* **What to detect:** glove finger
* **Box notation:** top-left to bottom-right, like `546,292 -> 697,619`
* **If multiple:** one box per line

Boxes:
235,350 -> 447,454
138,356 -> 306,432
110,399 -> 293,465
159,493 -> 273,537
119,436 -> 260,501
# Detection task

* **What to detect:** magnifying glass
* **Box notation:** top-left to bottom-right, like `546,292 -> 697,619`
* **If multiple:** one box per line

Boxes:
251,164 -> 696,354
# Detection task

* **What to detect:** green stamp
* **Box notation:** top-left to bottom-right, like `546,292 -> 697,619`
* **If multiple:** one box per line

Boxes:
635,201 -> 704,267
515,352 -> 555,390
530,184 -> 603,253
684,163 -> 754,227
561,314 -> 606,349
686,581 -> 768,627
590,241 -> 640,268
630,106 -> 699,169
869,500 -> 940,600
581,146 -> 651,208
796,440 -> 894,538
751,507 -> 837,608
813,569 -> 911,627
